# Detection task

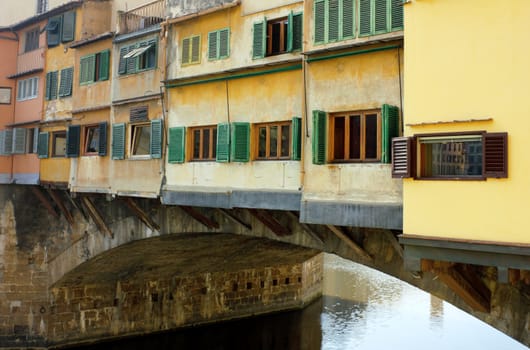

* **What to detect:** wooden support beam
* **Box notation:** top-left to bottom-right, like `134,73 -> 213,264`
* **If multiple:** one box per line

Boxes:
286,211 -> 324,244
248,209 -> 291,237
180,206 -> 219,229
47,189 -> 75,227
66,193 -> 89,222
31,186 -> 59,219
122,197 -> 160,232
216,208 -> 252,230
326,225 -> 373,262
81,196 -> 113,238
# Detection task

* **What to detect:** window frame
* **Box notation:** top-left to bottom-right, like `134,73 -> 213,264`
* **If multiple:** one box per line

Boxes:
24,27 -> 40,52
266,17 -> 289,56
118,39 -> 157,75
207,28 -> 230,61
189,125 -> 217,161
328,109 -> 381,163
80,50 -> 110,85
254,121 -> 292,160
83,124 -> 101,156
51,130 -> 67,158
17,77 -> 39,101
37,0 -> 48,14
314,0 -> 355,45
181,35 -> 201,66
253,12 -> 303,59
129,122 -> 151,158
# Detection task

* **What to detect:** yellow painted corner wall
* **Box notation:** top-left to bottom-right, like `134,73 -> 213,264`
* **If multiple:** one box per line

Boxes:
403,0 -> 530,244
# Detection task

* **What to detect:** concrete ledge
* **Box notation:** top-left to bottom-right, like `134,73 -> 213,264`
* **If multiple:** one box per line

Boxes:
12,173 -> 39,185
162,189 -> 232,208
300,200 -> 402,230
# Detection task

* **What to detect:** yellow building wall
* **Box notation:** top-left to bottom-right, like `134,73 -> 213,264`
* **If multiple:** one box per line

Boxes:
39,125 -> 70,185
403,0 -> 530,244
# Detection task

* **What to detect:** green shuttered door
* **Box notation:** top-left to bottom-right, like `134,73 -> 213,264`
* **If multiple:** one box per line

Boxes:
168,127 -> 185,163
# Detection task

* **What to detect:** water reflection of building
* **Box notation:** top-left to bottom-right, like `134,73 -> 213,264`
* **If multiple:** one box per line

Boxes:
430,141 -> 483,176
430,295 -> 444,331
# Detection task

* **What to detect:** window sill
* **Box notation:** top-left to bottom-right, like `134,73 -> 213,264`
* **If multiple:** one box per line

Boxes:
414,176 -> 486,181
129,155 -> 152,161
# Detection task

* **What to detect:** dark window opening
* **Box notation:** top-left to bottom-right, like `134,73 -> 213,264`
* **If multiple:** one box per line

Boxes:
267,17 -> 288,56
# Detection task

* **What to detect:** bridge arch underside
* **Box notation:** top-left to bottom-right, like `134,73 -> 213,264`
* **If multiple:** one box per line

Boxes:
48,233 -> 322,348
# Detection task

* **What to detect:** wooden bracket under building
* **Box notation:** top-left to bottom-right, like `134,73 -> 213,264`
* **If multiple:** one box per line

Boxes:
47,189 -> 75,227
122,197 -> 161,232
216,208 -> 252,230
326,225 -> 373,263
180,206 -> 219,229
31,186 -> 59,219
81,196 -> 113,238
248,209 -> 291,237
286,211 -> 324,244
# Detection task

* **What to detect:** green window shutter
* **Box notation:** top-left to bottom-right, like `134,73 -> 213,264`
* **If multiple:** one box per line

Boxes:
150,119 -> 163,159
252,18 -> 266,59
342,0 -> 355,38
80,55 -> 95,84
312,110 -> 327,165
391,0 -> 403,30
98,122 -> 107,156
359,0 -> 372,36
49,71 -> 58,100
58,67 -> 73,97
61,11 -> 76,42
66,125 -> 80,157
47,15 -> 62,47
191,36 -> 201,63
231,122 -> 250,162
381,104 -> 399,163
291,13 -> 303,51
111,123 -> 125,160
292,117 -> 302,161
328,0 -> 339,42
45,72 -> 52,100
182,37 -> 191,64
208,31 -> 218,60
126,44 -> 137,74
168,127 -> 185,163
219,28 -> 230,58
314,0 -> 326,44
3,130 -> 13,154
216,122 -> 230,162
98,50 -> 110,81
287,12 -> 294,52
37,132 -> 49,159
374,0 -> 388,33
12,128 -> 26,154
118,46 -> 128,74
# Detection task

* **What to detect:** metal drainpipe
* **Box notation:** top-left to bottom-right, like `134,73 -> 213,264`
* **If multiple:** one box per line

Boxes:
300,54 -> 309,192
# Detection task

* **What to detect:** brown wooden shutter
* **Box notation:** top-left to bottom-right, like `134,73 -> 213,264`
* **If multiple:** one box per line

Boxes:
391,136 -> 413,178
483,132 -> 507,178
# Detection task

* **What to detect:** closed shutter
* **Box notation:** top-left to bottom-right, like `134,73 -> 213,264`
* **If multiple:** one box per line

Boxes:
37,132 -> 49,158
150,119 -> 163,159
98,50 -> 110,81
219,29 -> 230,58
46,71 -> 58,100
126,44 -> 137,74
182,37 -> 191,64
111,123 -> 125,160
61,11 -> 76,42
191,36 -> 201,63
98,122 -> 107,156
4,130 -> 13,155
342,0 -> 355,39
291,13 -> 303,51
381,104 -> 399,163
292,117 -> 302,161
374,0 -> 388,33
0,131 -> 5,155
328,0 -> 339,42
359,0 -> 372,36
168,126 -> 185,163
118,46 -> 129,75
231,122 -> 250,162
47,15 -> 62,47
314,0 -> 326,44
12,128 -> 27,154
80,55 -> 95,84
45,72 -> 52,100
483,132 -> 507,178
59,67 -> 73,97
216,122 -> 230,162
208,31 -> 218,60
312,110 -> 327,164
33,127 -> 39,154
66,125 -> 80,157
252,19 -> 266,59
391,137 -> 412,178
391,0 -> 403,30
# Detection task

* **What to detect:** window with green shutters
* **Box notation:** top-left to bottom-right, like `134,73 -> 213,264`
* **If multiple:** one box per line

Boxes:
216,123 -> 230,162
253,12 -> 303,59
83,123 -> 107,156
208,28 -> 230,60
182,35 -> 201,65
61,11 -> 76,43
231,122 -> 250,162
118,39 -> 157,75
46,11 -> 76,47
66,125 -> 80,157
168,127 -> 186,163
37,132 -> 49,158
58,67 -> 73,97
314,0 -> 355,44
381,104 -> 399,163
45,71 -> 58,100
80,50 -> 110,84
359,0 -> 403,37
111,123 -> 125,160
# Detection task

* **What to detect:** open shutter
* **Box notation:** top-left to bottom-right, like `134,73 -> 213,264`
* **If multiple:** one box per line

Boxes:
216,122 -> 230,162
37,132 -> 49,158
342,0 -> 355,38
208,31 -> 218,60
61,11 -> 76,42
312,110 -> 327,164
252,18 -> 266,59
328,0 -> 339,42
391,136 -> 412,178
381,104 -> 399,163
98,122 -> 108,156
150,119 -> 163,159
66,125 -> 80,157
168,127 -> 185,163
4,130 -> 13,155
291,13 -> 303,51
287,12 -> 294,52
219,29 -> 230,58
126,44 -> 137,74
111,123 -> 125,160
98,50 -> 110,81
391,0 -> 404,31
12,128 -> 27,154
483,132 -> 507,178
59,67 -> 73,97
292,117 -> 302,160
374,0 -> 388,33
80,55 -> 95,84
191,36 -> 201,63
314,0 -> 326,44
231,122 -> 250,162
118,46 -> 128,74
47,15 -> 62,47
359,0 -> 372,36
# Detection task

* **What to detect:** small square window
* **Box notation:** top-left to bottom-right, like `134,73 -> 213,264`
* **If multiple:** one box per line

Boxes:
255,121 -> 291,160
52,131 -> 66,157
190,125 -> 217,161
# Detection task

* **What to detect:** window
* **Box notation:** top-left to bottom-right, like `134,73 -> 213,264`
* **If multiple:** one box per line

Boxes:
123,120 -> 162,159
58,67 -> 73,97
45,71 -> 58,100
130,123 -> 150,156
314,0 -> 355,44
47,11 -> 76,47
190,125 -> 217,161
359,0 -> 403,37
52,131 -> 66,157
37,132 -> 49,158
392,132 -> 508,179
208,29 -> 230,60
0,87 -> 12,105
80,50 -> 110,84
312,105 -> 399,164
17,77 -> 39,101
118,39 -> 157,75
253,12 -> 303,59
83,123 -> 107,156
24,28 -> 40,52
36,0 -> 48,14
181,35 -> 201,65
256,121 -> 291,160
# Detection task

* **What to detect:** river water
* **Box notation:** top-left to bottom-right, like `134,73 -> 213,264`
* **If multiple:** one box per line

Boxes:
79,254 -> 527,350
